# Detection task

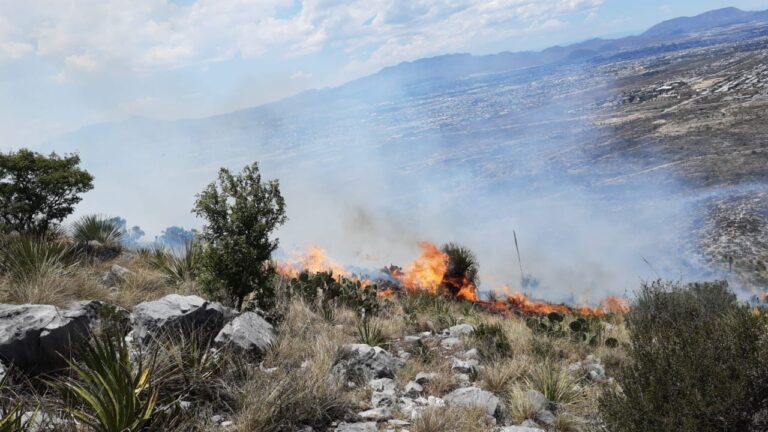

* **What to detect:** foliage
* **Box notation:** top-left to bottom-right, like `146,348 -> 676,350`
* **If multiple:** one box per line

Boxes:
193,162 -> 287,310
600,280 -> 768,432
56,334 -> 168,432
441,242 -> 479,296
0,234 -> 75,303
525,361 -> 584,407
0,374 -> 37,432
145,242 -> 201,285
470,322 -> 512,360
288,271 -> 380,315
355,315 -> 387,347
71,214 -> 123,246
0,149 -> 93,234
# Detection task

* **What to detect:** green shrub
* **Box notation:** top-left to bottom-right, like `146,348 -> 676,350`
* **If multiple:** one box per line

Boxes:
525,361 -> 584,407
145,242 -> 201,285
600,280 -> 768,432
0,234 -> 75,303
193,162 -> 287,310
288,271 -> 380,315
0,374 -> 38,432
471,322 -> 512,360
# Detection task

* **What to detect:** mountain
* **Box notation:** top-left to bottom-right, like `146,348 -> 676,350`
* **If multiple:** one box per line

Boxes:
643,7 -> 768,37
47,7 -> 768,299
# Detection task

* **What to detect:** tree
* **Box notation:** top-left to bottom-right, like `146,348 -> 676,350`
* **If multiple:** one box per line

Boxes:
193,162 -> 287,310
0,149 -> 94,234
110,217 -> 145,248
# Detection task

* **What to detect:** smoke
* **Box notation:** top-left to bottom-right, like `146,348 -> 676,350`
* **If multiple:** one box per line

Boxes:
56,58 -> 722,304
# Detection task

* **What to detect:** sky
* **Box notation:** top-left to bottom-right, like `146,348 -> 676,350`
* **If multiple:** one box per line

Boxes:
0,0 -> 767,151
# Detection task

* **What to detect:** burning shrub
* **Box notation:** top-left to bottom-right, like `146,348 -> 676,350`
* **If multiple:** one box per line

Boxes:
600,280 -> 768,432
441,242 -> 479,297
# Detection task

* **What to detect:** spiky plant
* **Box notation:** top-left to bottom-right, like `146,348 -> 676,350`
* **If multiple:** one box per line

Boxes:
355,314 -> 387,347
56,334 -> 165,432
71,214 -> 123,246
0,374 -> 38,432
525,361 -> 585,407
0,234 -> 74,303
145,242 -> 200,285
441,242 -> 479,296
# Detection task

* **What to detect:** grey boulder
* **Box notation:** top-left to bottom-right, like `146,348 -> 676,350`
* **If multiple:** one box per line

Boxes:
214,311 -> 274,356
334,422 -> 377,432
332,344 -> 402,382
443,387 -> 500,417
131,294 -> 234,342
0,301 -> 126,372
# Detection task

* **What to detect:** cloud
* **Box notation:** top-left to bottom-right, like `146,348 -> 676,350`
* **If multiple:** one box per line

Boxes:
0,0 -> 605,80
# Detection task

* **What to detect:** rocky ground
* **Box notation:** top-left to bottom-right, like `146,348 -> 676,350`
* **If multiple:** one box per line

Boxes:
0,255 -> 626,432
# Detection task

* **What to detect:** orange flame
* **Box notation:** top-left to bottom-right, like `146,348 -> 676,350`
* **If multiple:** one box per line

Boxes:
600,295 -> 631,314
397,242 -> 449,293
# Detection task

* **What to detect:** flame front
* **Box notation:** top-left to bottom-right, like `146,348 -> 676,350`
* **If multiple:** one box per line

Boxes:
397,241 -> 449,293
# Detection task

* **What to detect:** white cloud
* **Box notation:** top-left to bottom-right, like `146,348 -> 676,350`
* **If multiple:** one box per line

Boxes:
0,0 -> 604,80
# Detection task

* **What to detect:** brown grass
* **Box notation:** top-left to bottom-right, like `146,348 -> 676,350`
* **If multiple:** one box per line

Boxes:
412,406 -> 492,432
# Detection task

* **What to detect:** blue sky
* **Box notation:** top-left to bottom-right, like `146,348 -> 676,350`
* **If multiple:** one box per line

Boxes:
0,0 -> 766,151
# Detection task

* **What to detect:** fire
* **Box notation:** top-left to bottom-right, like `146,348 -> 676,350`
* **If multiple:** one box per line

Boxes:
397,242 -> 449,293
600,295 -> 631,314
277,242 -> 629,318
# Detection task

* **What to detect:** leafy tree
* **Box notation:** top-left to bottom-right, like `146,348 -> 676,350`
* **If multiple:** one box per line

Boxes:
0,149 -> 93,234
193,162 -> 287,310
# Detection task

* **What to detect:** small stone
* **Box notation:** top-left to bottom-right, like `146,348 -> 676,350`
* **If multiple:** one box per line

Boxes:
463,348 -> 480,360
455,373 -> 471,383
404,381 -> 423,397
445,324 -> 474,337
398,350 -> 412,360
179,400 -> 192,410
369,378 -> 396,394
211,415 -> 223,424
520,419 -> 543,429
419,331 -> 432,338
536,409 -> 557,427
358,407 -> 392,421
404,335 -> 421,343
451,358 -> 476,374
525,390 -> 548,412
414,372 -> 436,385
388,419 -> 410,426
372,391 -> 397,408
441,337 -> 461,349
443,387 -> 499,417
335,422 -> 378,432
220,420 -> 234,428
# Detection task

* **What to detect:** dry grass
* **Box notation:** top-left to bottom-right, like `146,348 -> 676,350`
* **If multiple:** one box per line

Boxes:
525,360 -> 586,407
237,299 -> 358,431
0,266 -> 110,306
412,406 -> 492,432
505,385 -> 541,424
113,268 -> 171,308
479,358 -> 531,394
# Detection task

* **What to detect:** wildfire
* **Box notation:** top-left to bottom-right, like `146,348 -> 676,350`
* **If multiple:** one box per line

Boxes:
397,241 -> 449,293
277,242 -> 629,318
600,295 -> 631,314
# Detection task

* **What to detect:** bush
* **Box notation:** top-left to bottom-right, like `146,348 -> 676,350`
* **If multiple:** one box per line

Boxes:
441,242 -> 479,297
0,234 -> 75,304
193,162 -> 287,310
470,322 -> 512,361
600,280 -> 768,432
288,271 -> 380,315
0,149 -> 93,234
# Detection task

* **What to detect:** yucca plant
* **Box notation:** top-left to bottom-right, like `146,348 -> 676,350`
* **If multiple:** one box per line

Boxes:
0,234 -> 74,303
56,334 -> 164,432
355,314 -> 387,347
71,214 -> 123,246
525,361 -> 584,408
441,242 -> 480,296
146,242 -> 200,285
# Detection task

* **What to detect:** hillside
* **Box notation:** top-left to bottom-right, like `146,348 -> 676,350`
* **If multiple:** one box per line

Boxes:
48,7 -> 768,297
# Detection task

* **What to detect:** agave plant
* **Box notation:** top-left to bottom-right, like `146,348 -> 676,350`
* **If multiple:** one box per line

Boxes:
146,242 -> 200,285
71,214 -> 123,246
0,234 -> 74,303
56,334 -> 163,432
